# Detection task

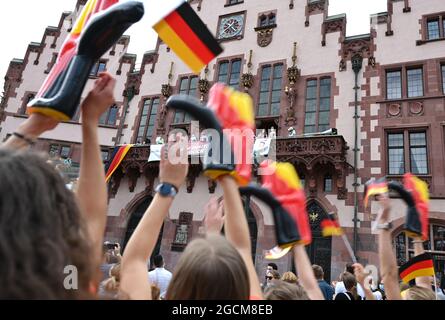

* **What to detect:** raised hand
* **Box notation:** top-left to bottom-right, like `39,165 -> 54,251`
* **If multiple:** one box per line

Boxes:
81,72 -> 116,126
203,197 -> 225,234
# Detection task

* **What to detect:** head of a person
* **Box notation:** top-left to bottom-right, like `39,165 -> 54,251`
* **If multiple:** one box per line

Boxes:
345,263 -> 355,275
267,263 -> 278,272
166,234 -> 250,300
341,272 -> 357,291
0,150 -> 94,299
281,272 -> 298,284
264,280 -> 310,300
402,286 -> 436,300
154,255 -> 164,268
312,265 -> 324,280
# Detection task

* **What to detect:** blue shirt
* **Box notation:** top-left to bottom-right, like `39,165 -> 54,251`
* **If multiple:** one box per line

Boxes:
318,280 -> 334,300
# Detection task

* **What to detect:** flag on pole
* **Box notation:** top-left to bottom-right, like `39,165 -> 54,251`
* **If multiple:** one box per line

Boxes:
153,1 -> 223,73
364,178 -> 389,208
403,173 -> 430,241
321,213 -> 344,237
105,145 -> 133,182
399,253 -> 435,284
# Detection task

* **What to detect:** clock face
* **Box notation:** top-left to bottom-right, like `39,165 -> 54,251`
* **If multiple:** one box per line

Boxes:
218,14 -> 245,39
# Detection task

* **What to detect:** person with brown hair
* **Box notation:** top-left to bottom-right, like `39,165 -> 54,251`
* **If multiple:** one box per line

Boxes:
0,72 -> 116,299
313,265 -> 334,300
334,272 -> 360,300
120,137 -> 263,300
264,280 -> 309,300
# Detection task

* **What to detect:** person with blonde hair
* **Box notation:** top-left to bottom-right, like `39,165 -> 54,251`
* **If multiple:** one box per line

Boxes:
281,272 -> 298,284
264,280 -> 309,300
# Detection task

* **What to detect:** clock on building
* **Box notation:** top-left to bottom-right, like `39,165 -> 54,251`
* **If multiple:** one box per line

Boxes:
218,13 -> 245,40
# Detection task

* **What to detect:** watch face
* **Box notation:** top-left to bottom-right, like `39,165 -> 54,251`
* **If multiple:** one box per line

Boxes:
218,14 -> 244,39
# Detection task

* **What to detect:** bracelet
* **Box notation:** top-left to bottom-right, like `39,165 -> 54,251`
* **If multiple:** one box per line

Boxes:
12,132 -> 35,146
412,240 -> 424,244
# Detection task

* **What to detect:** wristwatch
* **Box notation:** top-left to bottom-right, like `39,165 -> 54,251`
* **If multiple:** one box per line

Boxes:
155,183 -> 178,198
376,222 -> 393,230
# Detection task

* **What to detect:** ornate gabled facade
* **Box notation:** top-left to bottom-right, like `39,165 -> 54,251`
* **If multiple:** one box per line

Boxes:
1,0 -> 445,281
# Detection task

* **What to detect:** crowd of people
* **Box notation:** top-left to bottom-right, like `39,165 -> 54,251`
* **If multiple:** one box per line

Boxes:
1,72 -> 444,301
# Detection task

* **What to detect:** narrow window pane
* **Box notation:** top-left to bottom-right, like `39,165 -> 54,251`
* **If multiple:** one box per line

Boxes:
258,104 -> 268,117
271,103 -> 280,116
410,132 -> 428,174
388,133 -> 405,175
433,226 -> 445,251
273,64 -> 283,78
97,62 -> 106,74
387,71 -> 402,99
218,62 -> 229,83
229,60 -> 241,88
407,68 -> 423,97
107,106 -> 118,125
427,20 -> 440,40
60,146 -> 71,159
49,145 -> 59,157
324,175 -> 332,192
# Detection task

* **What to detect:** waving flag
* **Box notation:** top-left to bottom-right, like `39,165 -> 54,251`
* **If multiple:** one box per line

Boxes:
403,173 -> 430,240
364,178 -> 389,208
28,0 -> 144,120
153,1 -> 223,73
105,145 -> 133,182
399,253 -> 435,284
261,161 -> 311,246
321,213 -> 343,237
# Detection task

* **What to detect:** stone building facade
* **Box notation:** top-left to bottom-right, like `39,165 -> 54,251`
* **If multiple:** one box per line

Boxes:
1,0 -> 444,281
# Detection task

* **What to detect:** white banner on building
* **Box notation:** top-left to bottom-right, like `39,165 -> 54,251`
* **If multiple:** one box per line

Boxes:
148,145 -> 163,162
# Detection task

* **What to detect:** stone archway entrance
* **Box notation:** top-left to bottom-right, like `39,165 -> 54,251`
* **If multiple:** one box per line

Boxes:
122,196 -> 163,269
306,201 -> 333,282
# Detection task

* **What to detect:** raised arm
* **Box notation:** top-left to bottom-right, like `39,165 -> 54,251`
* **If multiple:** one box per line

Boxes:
220,176 -> 263,299
2,113 -> 58,150
353,263 -> 375,300
413,239 -> 432,290
121,136 -> 188,300
293,245 -> 325,300
377,194 -> 402,300
77,72 -> 116,268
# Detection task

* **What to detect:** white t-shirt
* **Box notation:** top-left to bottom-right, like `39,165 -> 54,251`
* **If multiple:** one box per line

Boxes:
335,281 -> 382,300
149,268 -> 173,299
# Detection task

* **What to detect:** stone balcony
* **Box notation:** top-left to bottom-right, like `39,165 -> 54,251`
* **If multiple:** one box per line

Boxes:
110,135 -> 351,200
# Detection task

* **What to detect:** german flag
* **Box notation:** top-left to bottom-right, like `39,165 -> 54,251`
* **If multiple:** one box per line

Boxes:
321,213 -> 344,237
261,161 -> 311,246
35,0 -> 118,104
364,178 -> 389,208
105,145 -> 133,182
399,253 -> 435,284
207,84 -> 255,186
403,173 -> 430,240
153,1 -> 223,73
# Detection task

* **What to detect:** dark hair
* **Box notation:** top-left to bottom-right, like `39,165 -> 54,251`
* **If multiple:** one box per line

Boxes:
342,272 -> 356,291
268,263 -> 278,270
154,255 -> 164,268
345,263 -> 355,275
0,150 -> 94,299
312,265 -> 324,280
265,280 -> 310,300
166,235 -> 250,300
